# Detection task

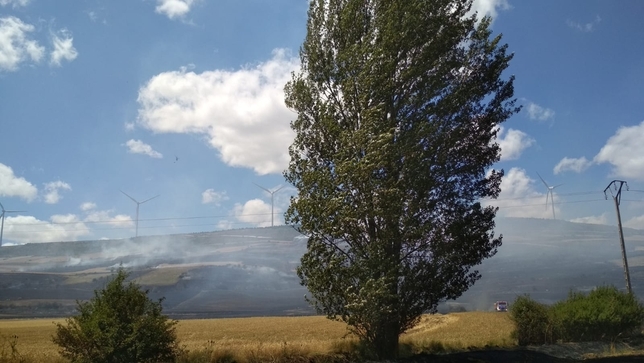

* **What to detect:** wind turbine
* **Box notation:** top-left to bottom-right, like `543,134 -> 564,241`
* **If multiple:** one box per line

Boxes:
536,172 -> 563,220
120,191 -> 159,237
253,183 -> 285,227
0,202 -> 26,247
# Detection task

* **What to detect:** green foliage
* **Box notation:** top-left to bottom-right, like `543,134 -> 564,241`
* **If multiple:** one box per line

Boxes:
284,0 -> 518,359
52,268 -> 182,363
510,287 -> 644,346
509,295 -> 553,345
551,286 -> 644,342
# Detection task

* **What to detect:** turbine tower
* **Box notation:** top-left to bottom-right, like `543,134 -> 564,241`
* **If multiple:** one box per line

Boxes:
254,183 -> 285,227
0,202 -> 25,247
537,172 -> 563,220
120,191 -> 159,237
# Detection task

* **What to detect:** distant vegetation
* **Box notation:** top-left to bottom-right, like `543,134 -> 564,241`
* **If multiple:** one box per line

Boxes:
510,285 -> 644,345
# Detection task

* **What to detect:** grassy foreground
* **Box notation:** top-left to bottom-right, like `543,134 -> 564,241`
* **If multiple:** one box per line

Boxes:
0,312 -> 514,362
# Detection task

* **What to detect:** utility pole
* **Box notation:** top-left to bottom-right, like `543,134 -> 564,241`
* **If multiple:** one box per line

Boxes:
604,180 -> 632,294
253,183 -> 285,227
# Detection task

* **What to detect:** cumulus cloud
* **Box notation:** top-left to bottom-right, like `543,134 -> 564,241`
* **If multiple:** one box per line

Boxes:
233,199 -> 280,227
3,214 -> 91,244
136,49 -> 299,175
79,202 -> 134,229
566,15 -> 601,33
496,126 -> 534,161
483,167 -> 559,219
42,181 -> 72,204
50,28 -> 78,66
570,213 -> 608,225
124,139 -> 163,158
526,101 -> 555,122
625,215 -> 644,230
553,157 -> 592,175
80,202 -> 96,211
155,0 -> 197,19
594,120 -> 644,180
0,0 -> 29,8
468,0 -> 510,20
0,163 -> 38,201
82,209 -> 134,228
202,189 -> 228,205
0,16 -> 45,71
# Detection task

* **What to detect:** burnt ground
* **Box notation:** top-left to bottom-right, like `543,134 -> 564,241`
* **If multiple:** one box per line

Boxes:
406,349 -> 644,362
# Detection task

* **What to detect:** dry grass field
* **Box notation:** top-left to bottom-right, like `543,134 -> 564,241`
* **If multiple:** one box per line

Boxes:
0,312 -> 515,362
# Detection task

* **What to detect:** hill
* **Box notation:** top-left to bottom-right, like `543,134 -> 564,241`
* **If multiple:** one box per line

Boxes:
1,218 -> 643,318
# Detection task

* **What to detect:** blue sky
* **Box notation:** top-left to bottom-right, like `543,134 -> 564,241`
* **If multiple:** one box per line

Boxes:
0,0 -> 643,244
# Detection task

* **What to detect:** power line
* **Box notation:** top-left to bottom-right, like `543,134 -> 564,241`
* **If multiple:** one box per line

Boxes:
4,212 -> 279,226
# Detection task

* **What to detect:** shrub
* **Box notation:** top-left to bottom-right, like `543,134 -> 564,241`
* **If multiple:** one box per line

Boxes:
52,268 -> 182,363
509,295 -> 553,345
510,286 -> 644,346
551,286 -> 644,342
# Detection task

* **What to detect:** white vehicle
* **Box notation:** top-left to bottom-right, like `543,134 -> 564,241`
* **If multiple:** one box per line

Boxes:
494,300 -> 508,312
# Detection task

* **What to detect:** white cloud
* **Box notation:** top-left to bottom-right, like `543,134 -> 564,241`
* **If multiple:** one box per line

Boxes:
468,0 -> 510,20
42,181 -> 72,204
570,213 -> 608,225
0,0 -> 29,8
216,219 -> 234,230
594,120 -> 644,180
496,126 -> 534,161
136,49 -> 299,175
233,198 -> 280,227
83,209 -> 134,228
124,139 -> 163,158
625,215 -> 644,230
0,16 -> 44,72
155,0 -> 197,19
553,157 -> 592,175
483,167 -> 559,219
202,189 -> 228,205
0,163 -> 38,201
526,102 -> 555,121
566,16 -> 601,33
79,202 -> 135,229
80,202 -> 96,211
50,28 -> 78,66
3,214 -> 90,244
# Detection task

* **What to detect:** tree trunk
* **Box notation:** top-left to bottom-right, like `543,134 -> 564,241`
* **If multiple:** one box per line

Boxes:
373,320 -> 400,360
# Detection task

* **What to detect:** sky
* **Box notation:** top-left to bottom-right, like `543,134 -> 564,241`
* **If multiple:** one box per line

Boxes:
0,0 -> 643,245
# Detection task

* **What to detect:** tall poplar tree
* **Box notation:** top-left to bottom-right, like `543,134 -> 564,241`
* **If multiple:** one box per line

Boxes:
284,0 -> 519,359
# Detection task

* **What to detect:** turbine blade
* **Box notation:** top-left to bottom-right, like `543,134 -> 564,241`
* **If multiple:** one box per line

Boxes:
536,172 -> 550,188
274,185 -> 286,193
552,183 -> 564,189
5,210 -> 26,213
253,183 -> 271,193
120,190 -> 138,203
140,195 -> 160,204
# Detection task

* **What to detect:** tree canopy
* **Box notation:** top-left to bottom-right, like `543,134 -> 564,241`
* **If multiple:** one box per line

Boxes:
284,0 -> 519,359
52,268 -> 181,363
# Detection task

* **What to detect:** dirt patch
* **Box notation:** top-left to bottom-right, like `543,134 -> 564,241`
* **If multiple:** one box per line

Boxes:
403,314 -> 459,335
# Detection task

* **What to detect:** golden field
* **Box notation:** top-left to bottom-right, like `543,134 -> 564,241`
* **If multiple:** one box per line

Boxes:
0,312 -> 515,362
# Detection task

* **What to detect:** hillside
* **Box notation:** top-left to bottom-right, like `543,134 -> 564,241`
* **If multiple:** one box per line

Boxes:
1,218 -> 643,318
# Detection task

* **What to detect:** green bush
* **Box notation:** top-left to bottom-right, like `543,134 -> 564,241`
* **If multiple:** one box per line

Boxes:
509,295 -> 553,345
510,286 -> 644,346
52,268 -> 182,363
551,286 -> 644,342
